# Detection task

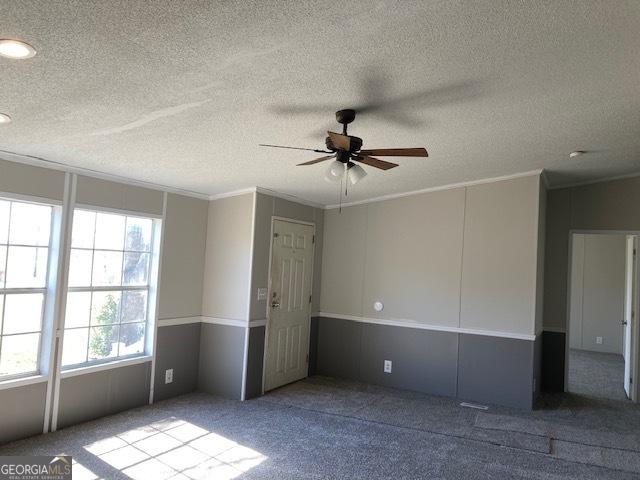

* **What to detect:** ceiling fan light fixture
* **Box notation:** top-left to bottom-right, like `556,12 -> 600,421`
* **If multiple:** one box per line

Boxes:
325,160 -> 345,183
347,163 -> 367,185
0,113 -> 12,124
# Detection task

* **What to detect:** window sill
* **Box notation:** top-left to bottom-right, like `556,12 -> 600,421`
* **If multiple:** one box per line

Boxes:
0,374 -> 48,391
60,355 -> 153,379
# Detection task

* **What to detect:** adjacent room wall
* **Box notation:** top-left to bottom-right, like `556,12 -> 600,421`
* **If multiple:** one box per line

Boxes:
569,234 -> 626,355
246,192 -> 324,398
317,173 -> 544,408
543,175 -> 640,391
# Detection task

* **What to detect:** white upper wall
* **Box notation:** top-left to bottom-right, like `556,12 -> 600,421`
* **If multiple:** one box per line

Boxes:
76,175 -> 164,216
0,157 -> 210,321
320,173 -> 544,336
158,193 -> 209,320
0,158 -> 66,201
201,193 -> 254,321
460,175 -> 541,335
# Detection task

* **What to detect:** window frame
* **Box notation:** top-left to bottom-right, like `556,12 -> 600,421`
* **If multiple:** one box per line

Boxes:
0,196 -> 56,382
61,207 -> 160,370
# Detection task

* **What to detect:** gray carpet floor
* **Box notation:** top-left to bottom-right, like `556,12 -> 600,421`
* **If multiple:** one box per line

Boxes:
3,376 -> 640,479
569,348 -> 629,401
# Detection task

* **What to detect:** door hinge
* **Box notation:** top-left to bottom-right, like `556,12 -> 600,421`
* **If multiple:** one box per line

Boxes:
309,295 -> 312,304
273,232 -> 279,238
312,234 -> 315,244
631,377 -> 633,384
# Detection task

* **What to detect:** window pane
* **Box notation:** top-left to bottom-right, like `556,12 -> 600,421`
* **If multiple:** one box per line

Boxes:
94,213 -> 125,250
121,291 -> 148,323
0,333 -> 40,376
65,292 -> 91,328
88,325 -> 119,361
119,323 -> 145,356
125,217 -> 152,252
5,246 -> 48,288
0,200 -> 9,244
0,245 -> 6,286
68,249 -> 93,287
8,203 -> 51,246
3,293 -> 44,334
62,328 -> 89,366
0,295 -> 3,331
72,210 -> 96,248
90,292 -> 121,326
92,251 -> 123,286
123,252 -> 149,286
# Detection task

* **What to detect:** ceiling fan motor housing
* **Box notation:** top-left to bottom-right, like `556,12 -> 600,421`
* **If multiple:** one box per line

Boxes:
325,135 -> 363,154
336,150 -> 351,163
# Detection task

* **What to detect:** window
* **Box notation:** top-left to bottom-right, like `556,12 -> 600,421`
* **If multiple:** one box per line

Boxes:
62,209 -> 155,368
0,198 -> 53,379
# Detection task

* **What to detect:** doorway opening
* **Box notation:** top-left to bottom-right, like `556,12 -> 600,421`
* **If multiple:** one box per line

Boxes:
567,232 -> 639,401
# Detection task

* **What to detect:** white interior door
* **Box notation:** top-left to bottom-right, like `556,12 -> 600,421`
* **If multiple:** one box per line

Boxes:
623,236 -> 636,398
264,219 -> 314,392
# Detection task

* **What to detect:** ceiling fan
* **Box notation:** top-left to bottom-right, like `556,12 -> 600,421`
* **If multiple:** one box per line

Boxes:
259,109 -> 428,187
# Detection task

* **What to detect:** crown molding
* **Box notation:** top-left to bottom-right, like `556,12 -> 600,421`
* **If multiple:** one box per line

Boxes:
548,169 -> 640,190
0,149 -> 210,200
208,187 -> 257,201
254,186 -> 325,209
324,169 -> 544,209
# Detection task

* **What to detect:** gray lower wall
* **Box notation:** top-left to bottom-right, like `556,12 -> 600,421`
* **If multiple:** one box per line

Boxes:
154,324 -> 201,401
541,331 -> 566,392
245,326 -> 265,399
308,317 -> 319,376
198,323 -> 245,400
315,317 -> 536,409
57,362 -> 151,429
0,382 -> 47,444
457,334 -> 534,409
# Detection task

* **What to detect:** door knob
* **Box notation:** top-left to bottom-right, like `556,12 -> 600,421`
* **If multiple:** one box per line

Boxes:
622,321 -> 628,326
271,301 -> 280,308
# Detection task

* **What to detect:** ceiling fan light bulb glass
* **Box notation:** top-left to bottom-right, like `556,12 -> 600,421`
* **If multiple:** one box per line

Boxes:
325,161 -> 344,183
329,160 -> 345,178
348,164 -> 367,185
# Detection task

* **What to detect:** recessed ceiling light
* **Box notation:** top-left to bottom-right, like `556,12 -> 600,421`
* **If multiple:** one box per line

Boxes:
569,150 -> 585,158
0,39 -> 37,59
0,113 -> 11,124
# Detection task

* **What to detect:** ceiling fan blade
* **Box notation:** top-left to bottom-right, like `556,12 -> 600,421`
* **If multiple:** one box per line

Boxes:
327,131 -> 350,151
353,155 -> 398,170
259,144 -> 331,153
297,155 -> 335,166
358,148 -> 428,157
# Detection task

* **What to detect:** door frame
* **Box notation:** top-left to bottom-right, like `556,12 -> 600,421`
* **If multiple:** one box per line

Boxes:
565,229 -> 640,401
261,216 -> 316,394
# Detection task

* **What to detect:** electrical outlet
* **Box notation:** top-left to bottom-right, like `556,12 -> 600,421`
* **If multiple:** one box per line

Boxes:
596,336 -> 603,345
257,288 -> 268,301
165,369 -> 173,384
383,360 -> 392,374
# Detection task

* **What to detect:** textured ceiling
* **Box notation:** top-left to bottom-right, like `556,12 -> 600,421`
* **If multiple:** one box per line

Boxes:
1,0 -> 639,205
